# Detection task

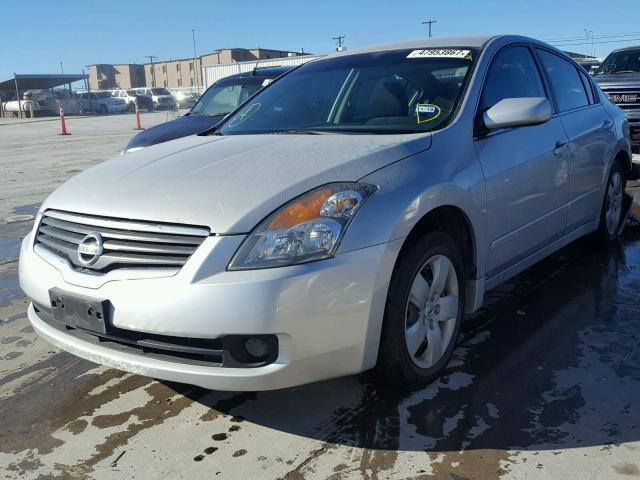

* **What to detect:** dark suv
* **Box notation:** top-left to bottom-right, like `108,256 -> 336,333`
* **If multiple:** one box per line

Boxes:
593,46 -> 640,178
124,66 -> 292,152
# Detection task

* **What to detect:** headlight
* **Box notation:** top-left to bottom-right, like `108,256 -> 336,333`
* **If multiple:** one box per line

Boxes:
228,182 -> 377,270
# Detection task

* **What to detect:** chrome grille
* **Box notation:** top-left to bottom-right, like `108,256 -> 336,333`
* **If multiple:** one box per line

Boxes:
600,86 -> 640,110
35,210 -> 210,273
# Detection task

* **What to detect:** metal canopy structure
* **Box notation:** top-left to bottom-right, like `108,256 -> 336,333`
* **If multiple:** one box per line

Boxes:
0,73 -> 88,118
0,73 -> 87,91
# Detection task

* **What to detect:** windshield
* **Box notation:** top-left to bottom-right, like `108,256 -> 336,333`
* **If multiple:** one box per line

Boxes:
218,48 -> 476,135
191,80 -> 262,117
596,49 -> 640,75
151,88 -> 171,95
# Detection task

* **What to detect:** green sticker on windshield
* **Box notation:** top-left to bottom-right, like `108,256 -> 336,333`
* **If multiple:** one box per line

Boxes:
415,103 -> 441,123
227,103 -> 261,128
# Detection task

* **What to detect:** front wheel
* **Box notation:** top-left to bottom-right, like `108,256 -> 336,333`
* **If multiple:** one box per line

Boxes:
596,161 -> 626,243
376,231 -> 465,389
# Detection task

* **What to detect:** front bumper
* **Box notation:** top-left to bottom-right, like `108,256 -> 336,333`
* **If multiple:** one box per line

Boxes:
20,230 -> 398,391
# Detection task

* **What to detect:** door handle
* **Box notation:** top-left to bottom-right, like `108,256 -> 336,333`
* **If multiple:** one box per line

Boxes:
553,140 -> 568,156
603,119 -> 614,130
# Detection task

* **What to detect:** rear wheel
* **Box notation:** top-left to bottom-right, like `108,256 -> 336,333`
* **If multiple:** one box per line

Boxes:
376,231 -> 465,388
596,161 -> 626,242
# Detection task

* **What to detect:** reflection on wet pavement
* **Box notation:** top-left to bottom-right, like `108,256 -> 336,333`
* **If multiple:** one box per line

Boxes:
0,203 -> 639,478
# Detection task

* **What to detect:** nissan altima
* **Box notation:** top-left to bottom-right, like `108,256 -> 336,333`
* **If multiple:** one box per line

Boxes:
19,35 -> 631,391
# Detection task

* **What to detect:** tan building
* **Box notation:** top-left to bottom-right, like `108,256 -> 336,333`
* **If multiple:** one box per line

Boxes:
89,47 -> 305,91
88,64 -> 145,91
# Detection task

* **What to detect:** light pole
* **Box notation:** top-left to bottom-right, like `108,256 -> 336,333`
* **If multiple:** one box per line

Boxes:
333,35 -> 346,51
192,29 -> 199,93
422,19 -> 437,38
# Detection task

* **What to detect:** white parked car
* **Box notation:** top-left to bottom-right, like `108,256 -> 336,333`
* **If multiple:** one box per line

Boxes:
129,87 -> 176,110
174,91 -> 199,108
78,92 -> 128,114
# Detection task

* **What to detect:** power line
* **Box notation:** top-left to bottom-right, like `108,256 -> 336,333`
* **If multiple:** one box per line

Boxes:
545,31 -> 640,42
552,37 -> 640,47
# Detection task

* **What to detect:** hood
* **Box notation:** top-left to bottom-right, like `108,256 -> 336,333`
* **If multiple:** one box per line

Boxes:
43,132 -> 431,234
125,114 -> 222,149
594,72 -> 640,88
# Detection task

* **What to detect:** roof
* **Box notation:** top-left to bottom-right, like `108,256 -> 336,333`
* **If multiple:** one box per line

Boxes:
0,73 -> 88,91
333,35 -> 497,57
222,66 -> 293,80
608,45 -> 640,53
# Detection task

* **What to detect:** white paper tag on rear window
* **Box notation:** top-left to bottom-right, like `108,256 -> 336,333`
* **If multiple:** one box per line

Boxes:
407,49 -> 471,59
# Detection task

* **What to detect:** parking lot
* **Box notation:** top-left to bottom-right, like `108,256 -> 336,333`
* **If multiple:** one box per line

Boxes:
1,113 -> 640,479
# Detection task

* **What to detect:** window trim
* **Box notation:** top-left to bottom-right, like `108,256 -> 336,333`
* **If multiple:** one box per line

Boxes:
533,47 -> 594,114
474,42 -> 551,137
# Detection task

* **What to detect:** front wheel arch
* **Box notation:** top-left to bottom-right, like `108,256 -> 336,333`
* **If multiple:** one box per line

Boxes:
395,205 -> 477,289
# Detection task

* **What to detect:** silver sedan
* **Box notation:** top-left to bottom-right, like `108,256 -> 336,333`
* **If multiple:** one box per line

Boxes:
19,35 -> 631,390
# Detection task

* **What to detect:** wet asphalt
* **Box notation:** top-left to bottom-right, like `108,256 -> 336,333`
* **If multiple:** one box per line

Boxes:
0,115 -> 639,479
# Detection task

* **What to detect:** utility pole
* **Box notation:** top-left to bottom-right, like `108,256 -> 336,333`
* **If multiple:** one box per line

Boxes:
333,35 -> 346,51
145,55 -> 158,88
192,29 -> 199,93
60,61 -> 64,73
422,19 -> 437,38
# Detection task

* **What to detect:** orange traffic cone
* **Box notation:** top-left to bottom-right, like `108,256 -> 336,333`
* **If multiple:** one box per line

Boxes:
59,101 -> 70,135
133,98 -> 143,130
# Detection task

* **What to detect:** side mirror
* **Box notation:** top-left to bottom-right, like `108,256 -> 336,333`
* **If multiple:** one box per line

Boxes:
483,97 -> 552,130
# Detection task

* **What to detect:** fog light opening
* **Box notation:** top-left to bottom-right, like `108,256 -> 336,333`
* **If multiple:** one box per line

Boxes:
244,338 -> 270,360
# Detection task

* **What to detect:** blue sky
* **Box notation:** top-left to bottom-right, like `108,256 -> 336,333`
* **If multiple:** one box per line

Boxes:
1,0 -> 639,79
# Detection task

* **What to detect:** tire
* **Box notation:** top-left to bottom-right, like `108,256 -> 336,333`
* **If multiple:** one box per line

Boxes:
99,104 -> 108,115
595,161 -> 626,243
375,231 -> 465,389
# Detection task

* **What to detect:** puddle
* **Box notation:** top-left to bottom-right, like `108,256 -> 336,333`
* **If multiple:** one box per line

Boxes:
0,268 -> 22,308
0,204 -> 38,263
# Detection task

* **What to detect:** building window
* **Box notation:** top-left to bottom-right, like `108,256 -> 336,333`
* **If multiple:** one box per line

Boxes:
189,62 -> 194,71
190,78 -> 195,86
176,63 -> 181,73
164,80 -> 168,87
178,79 -> 182,87
162,65 -> 167,74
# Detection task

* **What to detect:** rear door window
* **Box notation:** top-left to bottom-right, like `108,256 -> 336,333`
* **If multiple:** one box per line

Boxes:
578,69 -> 596,104
537,50 -> 589,112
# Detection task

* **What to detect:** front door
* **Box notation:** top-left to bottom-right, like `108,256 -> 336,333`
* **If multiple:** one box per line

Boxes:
474,45 -> 570,277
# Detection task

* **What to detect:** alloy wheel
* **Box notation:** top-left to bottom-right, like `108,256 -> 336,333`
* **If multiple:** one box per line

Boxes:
605,170 -> 623,236
404,254 -> 459,369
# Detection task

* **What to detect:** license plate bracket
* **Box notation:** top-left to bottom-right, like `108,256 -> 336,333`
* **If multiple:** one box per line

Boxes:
48,288 -> 109,333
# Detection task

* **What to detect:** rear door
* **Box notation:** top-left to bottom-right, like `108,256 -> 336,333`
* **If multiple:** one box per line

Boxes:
536,49 -> 615,231
474,45 -> 570,277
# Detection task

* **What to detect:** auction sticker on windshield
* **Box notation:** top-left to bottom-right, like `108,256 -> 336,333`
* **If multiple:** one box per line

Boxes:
407,49 -> 472,59
415,103 -> 441,123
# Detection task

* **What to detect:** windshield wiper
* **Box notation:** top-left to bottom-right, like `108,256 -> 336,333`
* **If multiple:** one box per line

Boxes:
268,129 -> 323,135
186,111 -> 211,117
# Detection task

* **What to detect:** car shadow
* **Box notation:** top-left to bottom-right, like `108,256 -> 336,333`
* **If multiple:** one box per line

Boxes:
173,229 -> 640,454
